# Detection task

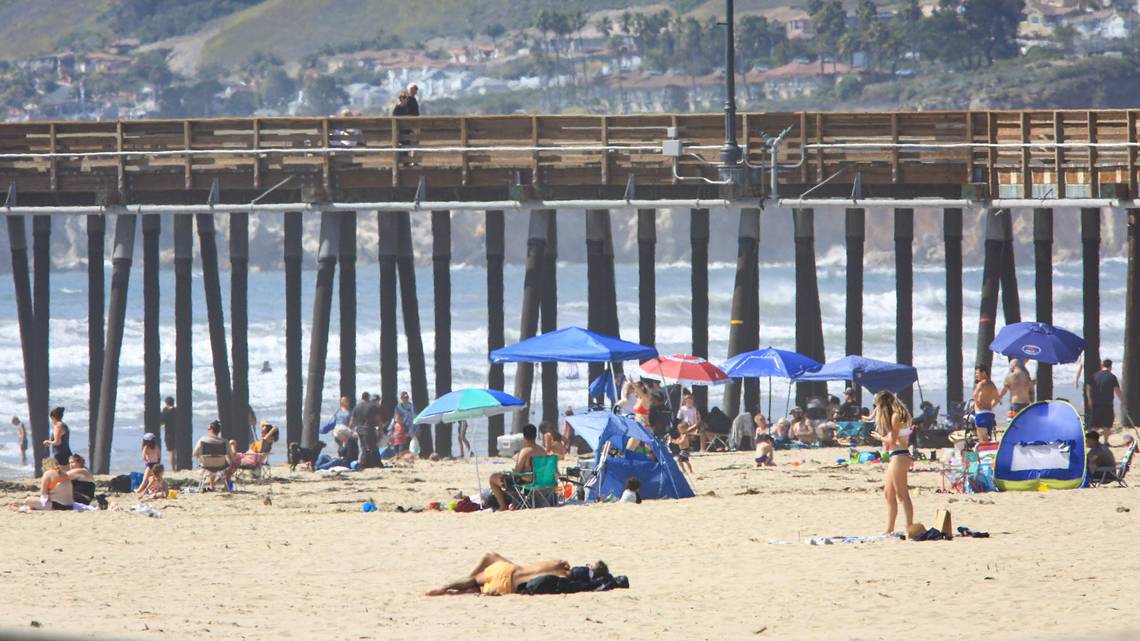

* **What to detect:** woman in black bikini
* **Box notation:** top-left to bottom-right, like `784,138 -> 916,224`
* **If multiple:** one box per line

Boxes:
868,391 -> 914,535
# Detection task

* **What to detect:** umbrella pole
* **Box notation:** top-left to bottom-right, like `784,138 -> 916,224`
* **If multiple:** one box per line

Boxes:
767,376 -> 773,421
474,419 -> 484,498
784,381 -> 792,417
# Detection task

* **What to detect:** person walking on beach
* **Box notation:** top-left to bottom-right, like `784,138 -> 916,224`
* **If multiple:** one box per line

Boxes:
867,391 -> 914,535
159,397 -> 177,469
44,406 -> 71,466
998,358 -> 1034,415
11,416 -> 27,467
1086,359 -> 1125,433
972,365 -> 1000,442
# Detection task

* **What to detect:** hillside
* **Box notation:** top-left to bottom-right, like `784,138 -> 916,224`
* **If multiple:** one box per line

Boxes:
0,0 -> 110,59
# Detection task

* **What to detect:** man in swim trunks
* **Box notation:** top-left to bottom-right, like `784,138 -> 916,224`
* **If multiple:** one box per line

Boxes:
972,365 -> 1000,442
998,358 -> 1035,416
425,552 -> 573,596
488,423 -> 546,511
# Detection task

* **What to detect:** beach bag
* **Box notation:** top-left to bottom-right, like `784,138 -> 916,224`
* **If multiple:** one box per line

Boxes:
109,474 -> 133,494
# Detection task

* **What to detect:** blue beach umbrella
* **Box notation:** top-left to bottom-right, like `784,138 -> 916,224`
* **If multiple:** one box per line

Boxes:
720,347 -> 822,419
413,388 -> 526,424
989,322 -> 1085,365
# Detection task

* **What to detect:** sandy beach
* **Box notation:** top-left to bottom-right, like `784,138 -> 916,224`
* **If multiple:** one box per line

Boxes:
2,445 -> 1137,641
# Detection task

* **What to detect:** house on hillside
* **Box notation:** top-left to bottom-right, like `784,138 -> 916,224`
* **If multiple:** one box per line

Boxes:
1067,9 -> 1135,39
745,62 -> 868,100
82,52 -> 132,75
604,71 -> 722,112
761,7 -> 815,39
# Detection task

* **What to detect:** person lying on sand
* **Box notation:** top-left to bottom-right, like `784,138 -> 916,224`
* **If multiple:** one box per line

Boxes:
426,552 -> 572,596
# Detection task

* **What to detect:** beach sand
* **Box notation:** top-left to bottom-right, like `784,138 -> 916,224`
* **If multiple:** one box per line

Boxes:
1,446 -> 1137,641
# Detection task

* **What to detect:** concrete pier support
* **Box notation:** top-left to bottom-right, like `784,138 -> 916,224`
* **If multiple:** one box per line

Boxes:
378,212 -> 399,413
1034,208 -> 1054,400
944,209 -> 964,407
432,210 -> 453,457
637,209 -> 656,348
174,215 -> 194,470
999,211 -> 1021,325
301,214 -> 338,447
142,215 -> 162,444
196,214 -> 234,441
1081,208 -> 1101,403
845,209 -> 865,397
1124,209 -> 1140,425
724,208 -> 760,417
94,214 -> 136,474
895,209 -> 914,409
511,210 -> 549,433
284,212 -> 303,447
485,210 -> 506,452
794,209 -> 826,407
976,210 -> 1006,372
6,216 -> 47,475
339,211 -> 357,403
395,211 -> 432,456
690,208 -> 710,412
230,212 -> 250,451
86,215 -> 105,460
586,210 -> 607,389
32,216 -> 50,445
540,210 -> 558,422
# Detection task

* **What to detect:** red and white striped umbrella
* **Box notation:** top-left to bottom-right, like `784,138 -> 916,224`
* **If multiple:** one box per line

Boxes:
638,354 -> 730,386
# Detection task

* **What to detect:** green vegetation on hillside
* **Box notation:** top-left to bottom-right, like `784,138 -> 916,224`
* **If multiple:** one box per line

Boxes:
104,0 -> 263,42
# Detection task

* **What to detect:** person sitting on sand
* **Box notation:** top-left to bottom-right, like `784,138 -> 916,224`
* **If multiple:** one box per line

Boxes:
488,424 -> 546,511
867,391 -> 914,535
755,433 -> 776,467
620,477 -> 642,503
66,454 -> 93,483
973,365 -> 1000,442
789,408 -> 815,445
1086,430 -> 1116,477
425,552 -> 572,596
771,417 -> 790,447
15,457 -> 73,511
137,463 -> 168,498
541,420 -> 566,460
193,421 -> 236,485
315,427 -> 359,470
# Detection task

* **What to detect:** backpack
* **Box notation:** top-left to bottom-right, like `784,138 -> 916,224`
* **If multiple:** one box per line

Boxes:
109,474 -> 133,494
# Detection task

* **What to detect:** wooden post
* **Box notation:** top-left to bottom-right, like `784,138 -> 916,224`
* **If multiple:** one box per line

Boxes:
895,209 -> 914,409
94,214 -> 137,474
174,215 -> 194,471
540,210 -> 559,422
999,210 -> 1021,324
586,210 -> 607,389
302,214 -> 338,448
142,215 -> 162,444
1034,208 -> 1054,400
691,208 -> 710,412
229,212 -> 251,452
794,209 -> 826,407
1081,208 -> 1101,405
975,210 -> 1005,372
431,210 -> 453,457
744,208 -> 762,415
1124,209 -> 1140,426
284,212 -> 304,447
485,210 -> 506,452
32,216 -> 50,445
395,211 -> 432,456
196,214 -> 234,442
511,210 -> 549,433
944,209 -> 964,407
6,216 -> 47,476
378,212 -> 399,413
339,211 -> 357,403
637,209 -> 656,348
724,208 -> 760,417
846,209 -> 865,397
86,215 -> 105,461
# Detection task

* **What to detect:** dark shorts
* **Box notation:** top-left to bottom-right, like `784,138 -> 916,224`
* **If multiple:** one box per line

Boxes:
974,411 -> 996,429
1090,409 -> 1115,429
1010,403 -> 1029,414
164,430 -> 176,451
18,438 -> 27,452
53,452 -> 70,466
677,449 -> 690,463
50,501 -> 71,511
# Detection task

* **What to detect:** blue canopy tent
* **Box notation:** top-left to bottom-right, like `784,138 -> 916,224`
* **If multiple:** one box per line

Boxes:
489,326 -> 658,404
565,412 -> 694,501
795,355 -> 919,394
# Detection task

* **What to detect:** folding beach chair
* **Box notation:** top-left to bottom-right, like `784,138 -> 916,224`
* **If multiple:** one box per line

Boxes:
198,439 -> 233,492
234,432 -> 273,482
1089,439 -> 1137,487
509,455 -> 560,509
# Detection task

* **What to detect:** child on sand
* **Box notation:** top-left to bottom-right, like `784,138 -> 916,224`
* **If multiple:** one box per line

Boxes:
667,428 -> 693,474
137,463 -> 169,498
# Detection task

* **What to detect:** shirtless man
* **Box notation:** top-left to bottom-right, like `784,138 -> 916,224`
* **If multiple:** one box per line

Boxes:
425,552 -> 575,596
488,423 -> 546,511
972,365 -> 1000,442
998,358 -> 1035,416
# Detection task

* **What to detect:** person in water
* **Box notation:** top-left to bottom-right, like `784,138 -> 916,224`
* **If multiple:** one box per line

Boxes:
867,391 -> 914,535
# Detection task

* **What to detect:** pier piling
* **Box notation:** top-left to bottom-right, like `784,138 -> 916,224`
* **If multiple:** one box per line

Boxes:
793,209 -> 826,407
339,212 -> 358,404
196,214 -> 234,441
1081,208 -> 1101,402
378,212 -> 399,414
7,216 -> 46,474
432,210 -> 453,457
86,215 -> 105,460
94,215 -> 136,474
944,209 -> 964,407
142,215 -> 161,443
174,215 -> 194,471
395,211 -> 432,456
512,210 -> 548,432
485,210 -> 506,452
691,208 -> 710,412
638,209 -> 656,348
895,209 -> 914,409
724,208 -> 760,417
1033,208 -> 1054,400
284,212 -> 304,447
301,213 -> 338,447
230,212 -> 250,451
541,210 -> 558,422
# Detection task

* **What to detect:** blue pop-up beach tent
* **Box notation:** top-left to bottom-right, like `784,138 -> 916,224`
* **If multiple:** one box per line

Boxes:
565,412 -> 694,501
489,326 -> 657,364
993,400 -> 1086,491
794,355 -> 918,393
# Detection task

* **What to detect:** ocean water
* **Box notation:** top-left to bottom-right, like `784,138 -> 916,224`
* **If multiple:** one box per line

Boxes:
0,257 -> 1128,478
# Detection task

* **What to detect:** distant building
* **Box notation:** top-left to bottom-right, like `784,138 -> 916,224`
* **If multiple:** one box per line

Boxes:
745,61 -> 869,100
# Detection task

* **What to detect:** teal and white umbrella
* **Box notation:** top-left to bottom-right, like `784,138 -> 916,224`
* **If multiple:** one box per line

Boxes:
413,388 -> 526,424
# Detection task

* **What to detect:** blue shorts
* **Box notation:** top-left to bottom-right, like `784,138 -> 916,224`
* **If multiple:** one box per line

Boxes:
974,411 -> 996,428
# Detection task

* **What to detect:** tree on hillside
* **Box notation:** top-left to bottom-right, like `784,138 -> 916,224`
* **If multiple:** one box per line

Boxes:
962,0 -> 1025,66
808,0 -> 849,71
260,68 -> 297,111
302,76 -> 346,116
854,0 -> 888,67
483,23 -> 507,49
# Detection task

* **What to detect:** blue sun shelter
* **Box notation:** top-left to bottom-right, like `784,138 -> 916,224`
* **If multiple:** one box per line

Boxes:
993,401 -> 1086,491
565,412 -> 694,501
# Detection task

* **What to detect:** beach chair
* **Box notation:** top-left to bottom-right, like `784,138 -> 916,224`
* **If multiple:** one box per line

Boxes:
197,439 -> 233,492
234,437 -> 273,481
509,455 -> 560,509
1089,439 -> 1137,487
